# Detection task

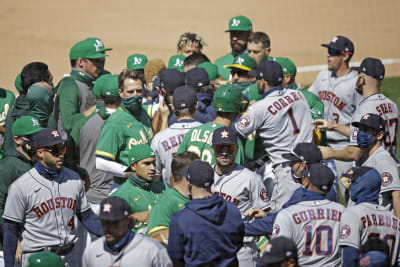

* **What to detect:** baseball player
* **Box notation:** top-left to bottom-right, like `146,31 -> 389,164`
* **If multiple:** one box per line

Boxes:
235,60 -> 313,211
2,128 -> 102,267
271,163 -> 345,266
338,166 -> 400,266
146,152 -> 199,244
127,53 -> 148,73
168,55 -> 186,72
255,237 -> 298,267
247,32 -> 272,67
317,57 -> 399,161
176,32 -> 206,57
350,114 -> 400,217
111,144 -> 166,233
151,85 -> 201,184
214,15 -> 253,81
308,35 -> 361,179
211,126 -> 268,266
83,196 -> 172,267
177,84 -> 245,165
0,87 -> 15,159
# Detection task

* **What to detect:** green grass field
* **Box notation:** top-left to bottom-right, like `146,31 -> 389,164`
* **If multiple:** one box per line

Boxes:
380,77 -> 400,159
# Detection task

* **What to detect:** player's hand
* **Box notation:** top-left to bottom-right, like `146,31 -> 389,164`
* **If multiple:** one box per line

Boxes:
130,211 -> 150,223
312,119 -> 334,131
15,240 -> 22,262
244,208 -> 266,218
158,99 -> 170,119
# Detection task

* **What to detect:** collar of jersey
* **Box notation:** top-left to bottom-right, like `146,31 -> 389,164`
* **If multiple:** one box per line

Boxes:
70,68 -> 94,84
262,86 -> 283,98
129,173 -> 152,190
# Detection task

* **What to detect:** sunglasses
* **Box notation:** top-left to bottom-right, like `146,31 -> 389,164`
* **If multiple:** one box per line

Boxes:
213,144 -> 236,153
40,144 -> 66,157
328,48 -> 343,56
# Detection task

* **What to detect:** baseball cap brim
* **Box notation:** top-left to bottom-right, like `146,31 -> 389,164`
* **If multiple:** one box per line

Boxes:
86,53 -> 109,59
351,121 -> 380,130
224,64 -> 251,71
255,254 -> 286,265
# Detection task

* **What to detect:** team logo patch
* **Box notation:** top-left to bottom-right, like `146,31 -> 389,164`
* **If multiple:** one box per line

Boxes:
381,172 -> 393,186
260,188 -> 268,202
340,224 -> 351,239
103,203 -> 112,213
272,224 -> 280,236
360,256 -> 371,267
238,116 -> 250,128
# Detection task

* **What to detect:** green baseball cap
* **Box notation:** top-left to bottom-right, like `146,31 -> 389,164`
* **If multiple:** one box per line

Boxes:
70,37 -> 112,60
12,115 -> 43,136
274,57 -> 297,78
224,54 -> 256,71
93,74 -> 119,98
127,54 -> 148,70
125,144 -> 155,171
168,55 -> 186,72
213,84 -> 242,113
198,62 -> 218,81
15,72 -> 24,93
225,15 -> 252,32
27,252 -> 64,267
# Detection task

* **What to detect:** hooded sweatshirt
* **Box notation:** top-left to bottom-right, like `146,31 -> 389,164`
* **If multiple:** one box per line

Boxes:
168,194 -> 244,267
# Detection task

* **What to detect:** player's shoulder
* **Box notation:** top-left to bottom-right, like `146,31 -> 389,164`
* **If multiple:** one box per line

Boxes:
84,236 -> 105,253
61,167 -> 81,180
214,53 -> 234,64
234,164 -> 259,178
134,233 -> 166,250
9,168 -> 35,187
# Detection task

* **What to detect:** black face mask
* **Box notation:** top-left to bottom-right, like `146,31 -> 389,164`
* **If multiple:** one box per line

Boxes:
22,140 -> 36,157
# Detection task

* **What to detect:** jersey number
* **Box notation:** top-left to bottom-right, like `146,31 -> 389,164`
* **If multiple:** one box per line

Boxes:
303,225 -> 333,256
187,145 -> 213,164
368,232 -> 396,261
288,107 -> 300,135
68,216 -> 75,230
332,113 -> 340,124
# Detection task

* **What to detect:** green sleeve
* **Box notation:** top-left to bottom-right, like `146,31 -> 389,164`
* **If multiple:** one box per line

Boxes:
57,78 -> 85,134
147,201 -> 171,234
234,138 -> 245,165
96,122 -> 123,161
300,90 -> 324,120
243,84 -> 263,102
177,130 -> 191,154
214,54 -> 234,81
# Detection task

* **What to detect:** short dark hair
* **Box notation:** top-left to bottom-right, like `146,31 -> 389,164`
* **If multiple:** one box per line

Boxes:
103,95 -> 121,106
248,32 -> 271,49
20,62 -> 50,93
171,152 -> 200,182
183,53 -> 210,68
70,59 -> 77,68
118,69 -> 145,91
175,107 -> 196,118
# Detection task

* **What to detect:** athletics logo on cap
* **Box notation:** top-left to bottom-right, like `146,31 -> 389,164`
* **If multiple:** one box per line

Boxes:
175,58 -> 184,67
94,39 -> 104,52
134,57 -> 142,65
231,18 -> 240,27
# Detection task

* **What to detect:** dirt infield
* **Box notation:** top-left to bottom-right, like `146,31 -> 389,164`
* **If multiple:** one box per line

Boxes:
1,0 -> 399,92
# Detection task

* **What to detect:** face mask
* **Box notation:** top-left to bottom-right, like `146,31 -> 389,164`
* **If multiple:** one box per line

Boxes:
122,95 -> 142,116
357,131 -> 376,148
96,101 -> 105,110
22,140 -> 36,157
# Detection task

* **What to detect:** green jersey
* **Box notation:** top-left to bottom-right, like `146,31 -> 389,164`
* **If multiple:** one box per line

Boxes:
111,174 -> 166,232
96,107 -> 153,166
0,89 -> 16,159
177,122 -> 244,165
243,83 -> 263,102
146,187 -> 189,236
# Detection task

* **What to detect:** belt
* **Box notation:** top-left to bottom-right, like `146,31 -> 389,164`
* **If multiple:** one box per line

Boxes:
28,243 -> 75,256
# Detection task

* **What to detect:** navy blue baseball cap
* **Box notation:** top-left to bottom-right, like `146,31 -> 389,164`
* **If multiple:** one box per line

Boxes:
341,166 -> 375,182
185,67 -> 210,88
248,60 -> 283,86
181,160 -> 214,188
282,143 -> 322,164
360,237 -> 390,267
353,57 -> 385,80
304,163 -> 334,192
160,68 -> 185,92
351,113 -> 385,132
33,129 -> 64,149
173,85 -> 197,110
212,127 -> 237,146
99,196 -> 130,221
255,237 -> 298,266
321,35 -> 354,54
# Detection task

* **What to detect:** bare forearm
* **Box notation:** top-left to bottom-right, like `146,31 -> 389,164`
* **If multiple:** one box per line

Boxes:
320,145 -> 362,161
392,191 -> 400,218
331,123 -> 350,137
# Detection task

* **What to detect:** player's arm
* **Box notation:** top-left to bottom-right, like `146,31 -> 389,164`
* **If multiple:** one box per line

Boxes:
148,229 -> 169,245
95,157 -> 128,177
243,212 -> 277,236
341,246 -> 359,267
392,190 -> 400,218
313,119 -> 350,137
167,217 -> 185,267
319,145 -> 362,162
234,104 -> 264,140
76,209 -> 103,237
3,219 -> 21,267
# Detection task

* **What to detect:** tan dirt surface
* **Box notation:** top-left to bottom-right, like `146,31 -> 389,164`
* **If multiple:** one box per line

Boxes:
1,0 -> 399,93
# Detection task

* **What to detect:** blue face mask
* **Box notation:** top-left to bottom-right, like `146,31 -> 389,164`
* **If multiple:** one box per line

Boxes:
357,131 -> 375,148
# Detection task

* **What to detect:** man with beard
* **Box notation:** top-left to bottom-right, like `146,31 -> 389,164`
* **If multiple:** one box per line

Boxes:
215,15 -> 253,81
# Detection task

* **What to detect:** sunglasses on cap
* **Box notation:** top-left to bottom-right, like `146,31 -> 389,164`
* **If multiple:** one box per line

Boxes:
213,144 -> 236,153
39,143 -> 66,157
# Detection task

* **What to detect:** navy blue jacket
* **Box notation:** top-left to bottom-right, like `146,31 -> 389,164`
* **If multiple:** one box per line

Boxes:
167,194 -> 244,267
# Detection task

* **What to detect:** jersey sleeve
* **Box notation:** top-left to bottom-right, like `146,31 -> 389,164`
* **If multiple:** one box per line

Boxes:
151,136 -> 162,177
95,122 -> 122,161
76,179 -> 90,213
235,104 -> 264,138
3,183 -> 26,223
152,246 -> 173,267
176,130 -> 191,154
376,157 -> 400,193
147,201 -> 171,236
338,209 -> 361,249
250,173 -> 270,210
271,211 -> 292,239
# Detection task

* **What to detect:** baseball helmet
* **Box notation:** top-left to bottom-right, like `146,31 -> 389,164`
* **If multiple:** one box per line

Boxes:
212,84 -> 242,113
27,252 -> 64,267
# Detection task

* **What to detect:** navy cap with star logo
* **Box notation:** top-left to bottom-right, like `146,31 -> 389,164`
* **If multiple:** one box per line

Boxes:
351,113 -> 385,132
212,126 -> 238,146
353,57 -> 385,80
99,196 -> 130,221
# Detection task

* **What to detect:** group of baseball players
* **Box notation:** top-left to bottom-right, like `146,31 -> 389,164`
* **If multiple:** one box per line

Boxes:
0,13 -> 398,267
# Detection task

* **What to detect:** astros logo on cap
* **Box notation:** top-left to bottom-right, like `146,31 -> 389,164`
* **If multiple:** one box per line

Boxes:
51,131 -> 59,138
103,203 -> 112,213
361,114 -> 370,120
220,130 -> 229,138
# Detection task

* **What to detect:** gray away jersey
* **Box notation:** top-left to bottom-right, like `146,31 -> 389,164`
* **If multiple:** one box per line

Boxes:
272,199 -> 345,267
151,120 -> 201,185
3,167 -> 89,252
350,94 -> 399,157
339,202 -> 400,266
83,233 -> 172,267
308,70 -> 361,146
235,88 -> 313,166
361,146 -> 400,209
